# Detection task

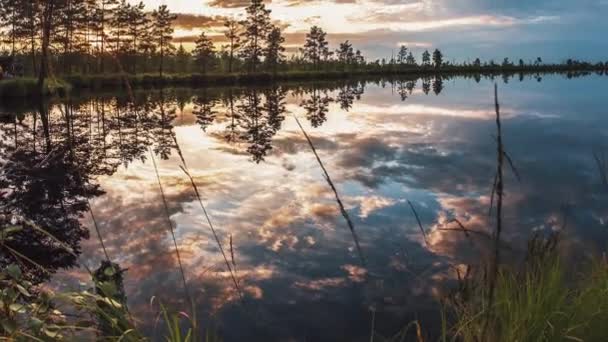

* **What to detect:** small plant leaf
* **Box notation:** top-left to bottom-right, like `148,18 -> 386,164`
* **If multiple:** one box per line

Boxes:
16,284 -> 31,297
6,264 -> 22,280
9,303 -> 26,313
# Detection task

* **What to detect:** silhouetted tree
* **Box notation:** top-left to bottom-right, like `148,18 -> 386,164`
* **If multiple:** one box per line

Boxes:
422,50 -> 431,66
240,0 -> 271,72
397,45 -> 407,64
432,49 -> 443,68
126,1 -> 148,73
336,40 -> 355,69
265,26 -> 285,74
151,5 -> 176,77
406,51 -> 416,65
96,0 -> 119,73
193,32 -> 215,74
223,18 -> 241,73
302,26 -> 329,70
175,44 -> 191,73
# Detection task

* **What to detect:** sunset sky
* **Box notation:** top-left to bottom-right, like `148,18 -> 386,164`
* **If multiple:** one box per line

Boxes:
133,0 -> 608,63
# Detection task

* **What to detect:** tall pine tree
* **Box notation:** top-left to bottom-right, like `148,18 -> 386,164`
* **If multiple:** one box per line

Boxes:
151,5 -> 176,77
240,0 -> 271,73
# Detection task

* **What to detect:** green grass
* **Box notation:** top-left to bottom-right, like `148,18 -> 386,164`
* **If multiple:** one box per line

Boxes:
0,223 -> 217,341
445,253 -> 608,342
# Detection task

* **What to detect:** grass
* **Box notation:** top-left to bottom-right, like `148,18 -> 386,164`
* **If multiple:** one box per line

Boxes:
0,222 -> 216,341
444,250 -> 608,342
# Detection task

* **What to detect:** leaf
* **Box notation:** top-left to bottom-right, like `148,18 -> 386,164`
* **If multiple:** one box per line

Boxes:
43,326 -> 60,338
0,226 -> 22,242
1,319 -> 16,334
6,264 -> 22,280
9,303 -> 26,313
104,266 -> 116,277
15,284 -> 31,297
29,317 -> 44,330
97,281 -> 117,298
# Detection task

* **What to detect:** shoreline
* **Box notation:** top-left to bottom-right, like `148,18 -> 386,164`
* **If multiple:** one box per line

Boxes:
0,65 -> 605,99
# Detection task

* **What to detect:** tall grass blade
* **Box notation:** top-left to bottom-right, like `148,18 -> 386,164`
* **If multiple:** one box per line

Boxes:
149,148 -> 192,305
407,200 -> 429,247
171,136 -> 243,301
293,114 -> 366,266
484,83 -> 505,336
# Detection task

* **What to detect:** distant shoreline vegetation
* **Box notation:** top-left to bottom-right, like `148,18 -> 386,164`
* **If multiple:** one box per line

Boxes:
1,0 -> 607,99
0,65 -> 606,99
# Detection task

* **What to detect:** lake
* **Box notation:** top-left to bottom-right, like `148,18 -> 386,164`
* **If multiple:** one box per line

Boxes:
1,73 -> 608,341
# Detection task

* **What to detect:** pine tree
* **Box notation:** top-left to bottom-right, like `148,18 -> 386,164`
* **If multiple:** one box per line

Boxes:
432,49 -> 443,68
223,18 -> 241,73
355,50 -> 364,66
151,4 -> 176,77
240,0 -> 271,73
422,50 -> 431,66
301,26 -> 328,70
110,0 -> 130,55
175,43 -> 190,73
406,51 -> 416,66
0,0 -> 20,58
14,1 -> 42,75
193,32 -> 215,74
126,1 -> 148,73
96,0 -> 119,73
336,40 -> 354,67
397,45 -> 407,64
264,26 -> 285,74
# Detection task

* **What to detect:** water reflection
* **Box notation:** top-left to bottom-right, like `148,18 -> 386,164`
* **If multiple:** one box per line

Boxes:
1,72 -> 608,340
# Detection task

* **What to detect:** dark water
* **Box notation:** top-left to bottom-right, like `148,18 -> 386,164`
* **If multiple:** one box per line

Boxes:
1,73 -> 608,341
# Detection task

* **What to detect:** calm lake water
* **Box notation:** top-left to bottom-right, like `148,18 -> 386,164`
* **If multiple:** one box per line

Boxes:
1,73 -> 608,341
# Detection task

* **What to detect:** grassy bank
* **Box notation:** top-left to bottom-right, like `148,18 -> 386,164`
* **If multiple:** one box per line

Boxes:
1,64 -> 606,99
440,247 -> 608,342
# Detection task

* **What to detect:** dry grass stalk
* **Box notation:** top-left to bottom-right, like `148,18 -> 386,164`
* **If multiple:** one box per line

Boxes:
149,148 -> 192,304
293,114 -> 366,266
407,200 -> 429,247
172,136 -> 243,301
484,83 -> 504,335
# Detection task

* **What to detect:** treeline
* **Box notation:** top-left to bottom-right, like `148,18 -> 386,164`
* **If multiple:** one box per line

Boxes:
1,0 -> 607,84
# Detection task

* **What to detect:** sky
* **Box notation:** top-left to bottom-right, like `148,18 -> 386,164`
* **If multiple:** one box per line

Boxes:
139,0 -> 608,64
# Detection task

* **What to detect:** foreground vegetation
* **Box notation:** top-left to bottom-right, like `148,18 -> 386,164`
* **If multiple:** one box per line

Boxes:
2,235 -> 606,341
443,241 -> 608,342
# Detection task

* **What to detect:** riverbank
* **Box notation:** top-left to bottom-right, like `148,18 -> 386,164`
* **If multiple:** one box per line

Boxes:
0,64 -> 605,99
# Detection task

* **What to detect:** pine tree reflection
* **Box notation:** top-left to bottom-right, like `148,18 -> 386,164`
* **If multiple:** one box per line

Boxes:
236,87 -> 287,163
337,82 -> 364,110
301,87 -> 332,128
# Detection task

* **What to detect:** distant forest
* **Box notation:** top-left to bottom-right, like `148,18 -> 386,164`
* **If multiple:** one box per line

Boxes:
0,0 -> 606,82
